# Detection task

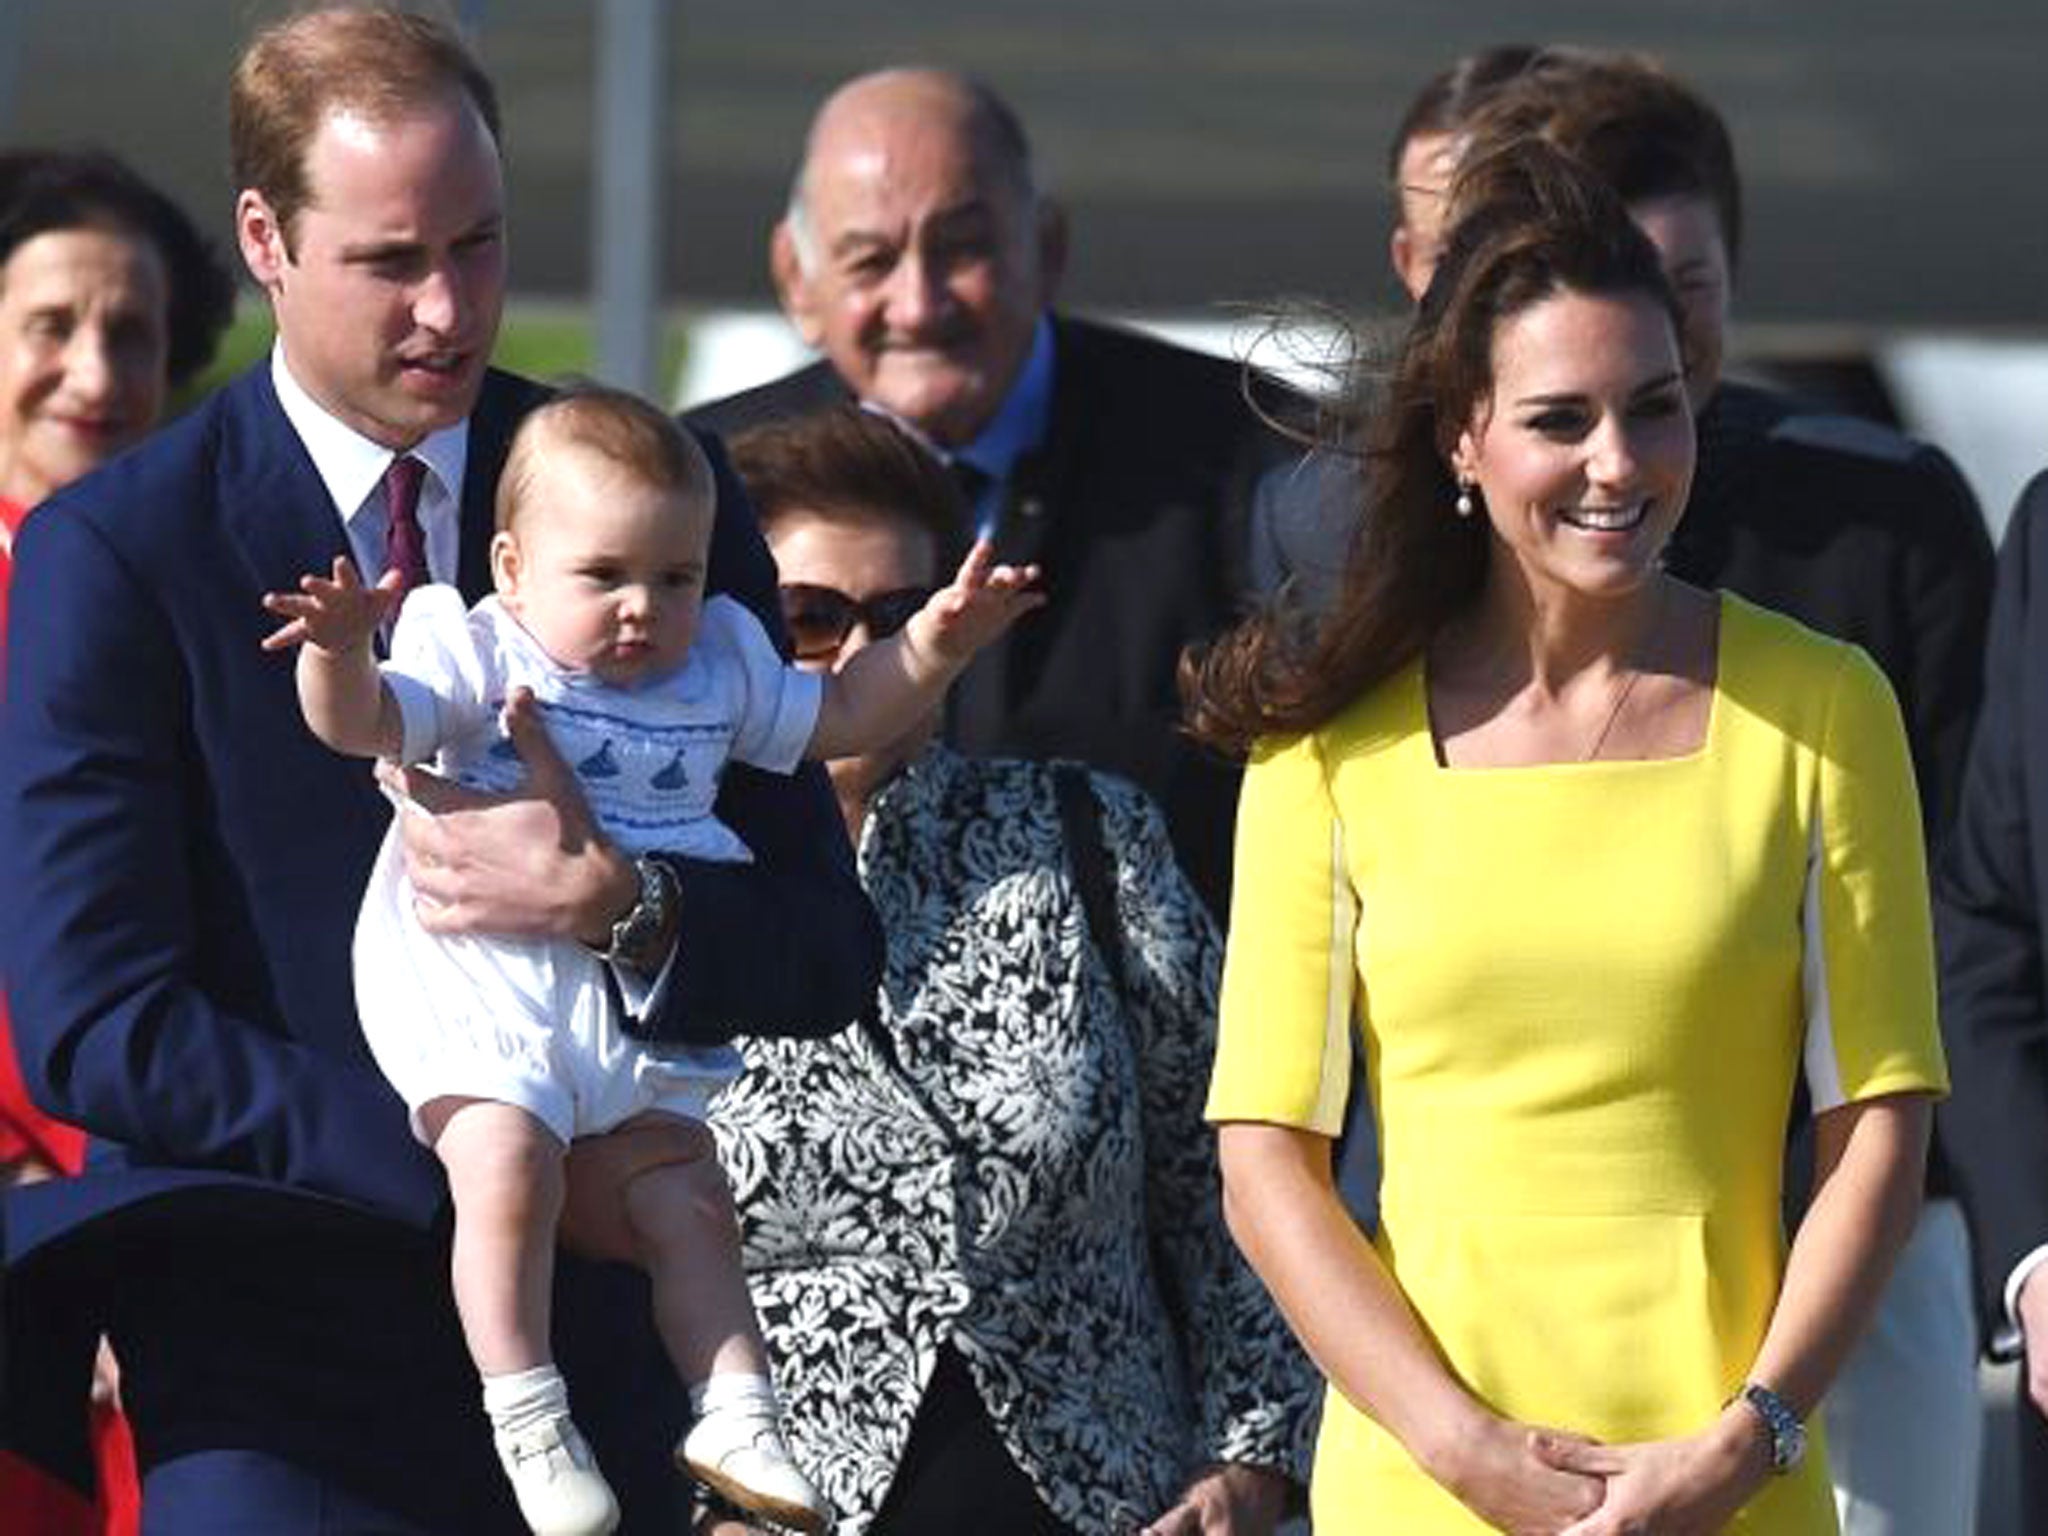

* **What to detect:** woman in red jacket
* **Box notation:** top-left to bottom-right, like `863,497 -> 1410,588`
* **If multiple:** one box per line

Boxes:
0,145 -> 232,1536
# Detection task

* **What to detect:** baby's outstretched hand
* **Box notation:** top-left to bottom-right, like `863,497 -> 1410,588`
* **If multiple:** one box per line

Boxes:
914,538 -> 1045,664
261,557 -> 404,654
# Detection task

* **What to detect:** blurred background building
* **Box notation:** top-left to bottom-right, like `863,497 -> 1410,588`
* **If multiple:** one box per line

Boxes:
6,0 -> 2044,530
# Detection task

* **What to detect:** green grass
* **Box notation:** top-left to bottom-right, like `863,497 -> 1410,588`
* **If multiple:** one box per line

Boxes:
174,304 -> 693,415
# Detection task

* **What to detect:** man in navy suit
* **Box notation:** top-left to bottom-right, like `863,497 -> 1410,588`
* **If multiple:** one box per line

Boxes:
0,8 -> 878,1532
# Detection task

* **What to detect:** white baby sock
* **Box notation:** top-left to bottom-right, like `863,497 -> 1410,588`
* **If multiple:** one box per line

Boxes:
689,1371 -> 779,1424
483,1362 -> 572,1437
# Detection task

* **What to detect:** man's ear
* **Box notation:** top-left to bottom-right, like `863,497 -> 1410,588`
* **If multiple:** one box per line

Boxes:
1390,225 -> 1431,304
489,529 -> 522,602
1033,196 -> 1069,307
236,190 -> 289,291
770,220 -> 825,348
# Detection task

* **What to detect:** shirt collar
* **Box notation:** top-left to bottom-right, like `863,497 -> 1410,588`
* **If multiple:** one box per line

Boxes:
270,344 -> 470,525
953,314 -> 1055,481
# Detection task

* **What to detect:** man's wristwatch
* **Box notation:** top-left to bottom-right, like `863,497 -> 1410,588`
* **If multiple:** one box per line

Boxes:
600,855 -> 674,973
1732,1381 -> 1806,1475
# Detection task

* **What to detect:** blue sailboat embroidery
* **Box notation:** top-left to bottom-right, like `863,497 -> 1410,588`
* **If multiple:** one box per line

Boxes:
651,749 -> 691,791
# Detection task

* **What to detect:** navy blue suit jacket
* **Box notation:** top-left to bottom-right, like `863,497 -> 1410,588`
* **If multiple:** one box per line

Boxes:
0,363 -> 879,1524
1938,471 -> 2048,1334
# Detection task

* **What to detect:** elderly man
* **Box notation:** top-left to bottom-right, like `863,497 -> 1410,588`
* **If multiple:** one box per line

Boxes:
0,7 -> 877,1532
690,68 -> 1298,919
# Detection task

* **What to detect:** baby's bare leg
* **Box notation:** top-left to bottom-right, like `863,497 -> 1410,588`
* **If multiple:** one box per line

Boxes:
603,1113 -> 827,1531
608,1114 -> 767,1382
423,1096 -> 566,1374
424,1097 -> 618,1533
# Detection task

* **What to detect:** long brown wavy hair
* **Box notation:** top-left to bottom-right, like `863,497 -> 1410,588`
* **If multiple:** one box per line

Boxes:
1183,138 -> 1681,756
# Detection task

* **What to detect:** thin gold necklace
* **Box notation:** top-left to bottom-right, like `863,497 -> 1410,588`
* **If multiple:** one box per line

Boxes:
1580,585 -> 1665,762
1581,667 -> 1645,761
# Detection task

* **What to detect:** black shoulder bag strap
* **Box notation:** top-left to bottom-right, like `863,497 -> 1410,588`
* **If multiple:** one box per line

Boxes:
1052,762 -> 1129,1004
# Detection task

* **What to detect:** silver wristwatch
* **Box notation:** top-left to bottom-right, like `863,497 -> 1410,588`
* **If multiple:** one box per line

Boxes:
601,855 -> 674,972
1734,1381 -> 1806,1475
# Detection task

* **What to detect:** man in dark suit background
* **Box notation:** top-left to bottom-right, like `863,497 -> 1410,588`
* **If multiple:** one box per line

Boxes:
688,68 -> 1297,919
0,8 -> 877,1532
1939,472 -> 2048,1533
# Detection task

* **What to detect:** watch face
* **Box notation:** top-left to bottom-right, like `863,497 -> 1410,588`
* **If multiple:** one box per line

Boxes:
1779,1418 -> 1807,1472
1742,1383 -> 1804,1472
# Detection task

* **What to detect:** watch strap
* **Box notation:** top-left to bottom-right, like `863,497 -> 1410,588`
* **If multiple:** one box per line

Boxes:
1733,1381 -> 1805,1474
602,855 -> 674,972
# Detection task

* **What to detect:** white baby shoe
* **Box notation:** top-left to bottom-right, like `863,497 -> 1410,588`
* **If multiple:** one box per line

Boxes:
678,1411 -> 831,1534
494,1413 -> 621,1536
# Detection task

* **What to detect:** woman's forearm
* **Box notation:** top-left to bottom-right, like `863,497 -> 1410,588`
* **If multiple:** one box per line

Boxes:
1216,1122 -> 1481,1479
1746,1093 -> 1933,1416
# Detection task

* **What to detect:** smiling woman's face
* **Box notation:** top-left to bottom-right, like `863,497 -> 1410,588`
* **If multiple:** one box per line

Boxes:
1453,286 -> 1695,611
0,223 -> 169,509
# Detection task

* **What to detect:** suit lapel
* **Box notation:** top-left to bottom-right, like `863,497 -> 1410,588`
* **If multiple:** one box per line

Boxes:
217,367 -> 353,603
220,367 -> 543,611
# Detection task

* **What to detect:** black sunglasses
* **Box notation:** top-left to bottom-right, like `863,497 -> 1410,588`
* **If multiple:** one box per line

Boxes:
779,583 -> 935,660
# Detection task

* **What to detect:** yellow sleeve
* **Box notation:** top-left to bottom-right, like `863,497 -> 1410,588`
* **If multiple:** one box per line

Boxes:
1803,644 -> 1951,1109
1205,730 -> 1359,1135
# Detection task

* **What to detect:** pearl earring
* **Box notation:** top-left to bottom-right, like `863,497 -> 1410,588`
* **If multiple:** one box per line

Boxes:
1455,479 -> 1475,518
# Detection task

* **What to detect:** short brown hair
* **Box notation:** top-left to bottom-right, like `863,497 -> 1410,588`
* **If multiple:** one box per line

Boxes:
230,4 -> 500,247
728,408 -> 967,573
497,384 -> 714,535
1387,45 -> 1550,187
1464,51 -> 1744,271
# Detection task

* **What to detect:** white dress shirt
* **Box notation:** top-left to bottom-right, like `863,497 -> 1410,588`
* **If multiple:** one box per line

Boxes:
270,345 -> 470,584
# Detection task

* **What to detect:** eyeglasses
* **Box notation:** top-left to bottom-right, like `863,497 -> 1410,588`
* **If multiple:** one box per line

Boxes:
779,583 -> 934,661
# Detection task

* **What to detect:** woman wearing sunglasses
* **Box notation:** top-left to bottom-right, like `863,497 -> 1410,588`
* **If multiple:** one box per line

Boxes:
699,407 -> 1316,1536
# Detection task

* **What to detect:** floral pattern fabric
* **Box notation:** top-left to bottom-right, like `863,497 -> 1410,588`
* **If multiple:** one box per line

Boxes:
712,748 -> 1317,1534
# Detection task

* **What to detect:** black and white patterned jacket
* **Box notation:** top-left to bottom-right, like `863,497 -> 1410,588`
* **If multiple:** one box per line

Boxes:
712,747 -> 1317,1533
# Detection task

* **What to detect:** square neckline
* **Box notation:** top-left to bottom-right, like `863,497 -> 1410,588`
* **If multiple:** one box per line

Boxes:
1419,590 -> 1728,775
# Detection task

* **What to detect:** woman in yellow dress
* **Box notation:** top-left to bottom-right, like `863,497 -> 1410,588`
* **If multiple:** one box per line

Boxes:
1188,140 -> 1945,1535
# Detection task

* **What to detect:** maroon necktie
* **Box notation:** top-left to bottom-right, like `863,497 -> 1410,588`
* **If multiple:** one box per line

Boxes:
382,454 -> 429,596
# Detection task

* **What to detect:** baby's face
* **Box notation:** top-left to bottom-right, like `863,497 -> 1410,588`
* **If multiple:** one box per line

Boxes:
493,449 -> 713,687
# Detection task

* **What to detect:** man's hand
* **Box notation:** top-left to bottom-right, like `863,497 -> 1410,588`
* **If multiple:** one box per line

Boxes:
2020,1269 -> 2048,1417
1141,1462 -> 1291,1535
376,687 -> 637,944
260,555 -> 401,654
